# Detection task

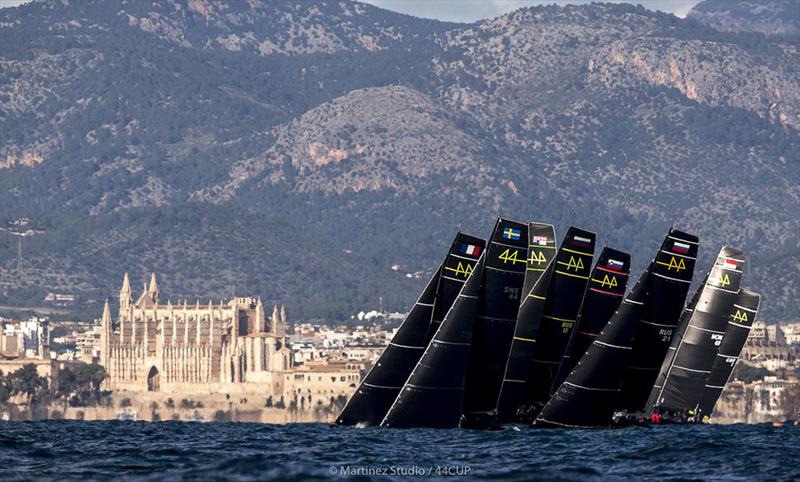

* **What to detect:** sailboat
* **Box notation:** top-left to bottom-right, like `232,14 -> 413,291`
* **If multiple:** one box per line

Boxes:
461,219 -> 529,429
495,223 -> 558,423
335,233 -> 485,426
646,247 -> 745,420
381,251 -> 486,428
550,247 -> 631,392
617,228 -> 699,414
697,289 -> 760,421
535,271 -> 649,428
520,227 -> 596,419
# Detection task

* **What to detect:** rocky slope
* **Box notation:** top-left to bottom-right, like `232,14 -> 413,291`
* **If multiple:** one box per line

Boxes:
0,0 -> 797,322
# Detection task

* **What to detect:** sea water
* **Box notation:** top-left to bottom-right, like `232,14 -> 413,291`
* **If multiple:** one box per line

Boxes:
1,421 -> 797,481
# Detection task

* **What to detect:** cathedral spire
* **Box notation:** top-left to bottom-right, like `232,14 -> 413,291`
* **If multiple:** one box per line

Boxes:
102,299 -> 112,327
120,273 -> 132,310
148,272 -> 159,301
280,304 -> 286,324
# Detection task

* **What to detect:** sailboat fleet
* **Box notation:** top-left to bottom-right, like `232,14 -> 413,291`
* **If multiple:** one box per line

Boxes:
336,219 -> 759,429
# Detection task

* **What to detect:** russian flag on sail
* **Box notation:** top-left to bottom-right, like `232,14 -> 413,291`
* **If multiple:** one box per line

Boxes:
672,241 -> 691,254
607,259 -> 624,271
461,244 -> 481,256
573,235 -> 592,248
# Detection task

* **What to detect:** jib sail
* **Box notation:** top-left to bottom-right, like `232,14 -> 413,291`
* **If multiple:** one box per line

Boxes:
495,223 -> 558,423
551,247 -> 631,392
535,272 -> 649,428
618,228 -> 699,413
697,289 -> 760,420
335,234 -> 482,426
462,219 -> 528,428
646,247 -> 745,416
381,253 -> 486,428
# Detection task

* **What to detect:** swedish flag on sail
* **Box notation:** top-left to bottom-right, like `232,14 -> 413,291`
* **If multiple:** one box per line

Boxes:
502,227 -> 521,240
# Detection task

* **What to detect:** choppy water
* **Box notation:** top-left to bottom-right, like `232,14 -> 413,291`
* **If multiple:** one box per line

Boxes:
1,421 -> 798,481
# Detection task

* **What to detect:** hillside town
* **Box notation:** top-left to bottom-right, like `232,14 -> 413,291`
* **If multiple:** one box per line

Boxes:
1,274 -> 798,424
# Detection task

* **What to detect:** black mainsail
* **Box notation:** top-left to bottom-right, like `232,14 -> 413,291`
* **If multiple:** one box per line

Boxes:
495,223 -> 558,423
461,219 -> 528,428
551,247 -> 631,391
424,233 -> 486,343
646,247 -> 745,417
697,288 -> 760,420
618,228 -> 699,413
522,227 -> 596,416
335,234 -> 482,426
381,254 -> 486,428
535,272 -> 650,428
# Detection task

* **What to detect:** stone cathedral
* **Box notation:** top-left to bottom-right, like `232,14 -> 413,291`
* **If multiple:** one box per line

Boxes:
100,273 -> 291,394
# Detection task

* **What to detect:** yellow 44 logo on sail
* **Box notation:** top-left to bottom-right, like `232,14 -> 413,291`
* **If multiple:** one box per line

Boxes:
498,248 -> 525,265
528,250 -> 547,265
592,274 -> 618,289
557,255 -> 584,272
657,256 -> 686,272
445,261 -> 473,278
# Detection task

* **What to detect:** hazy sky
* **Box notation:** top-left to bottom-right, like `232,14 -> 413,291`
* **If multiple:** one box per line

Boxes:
0,0 -> 703,21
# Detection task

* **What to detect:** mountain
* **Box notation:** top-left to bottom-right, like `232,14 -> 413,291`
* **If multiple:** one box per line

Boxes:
0,0 -> 798,323
687,0 -> 800,37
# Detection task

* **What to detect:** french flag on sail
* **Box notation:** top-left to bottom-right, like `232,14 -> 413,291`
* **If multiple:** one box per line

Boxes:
672,241 -> 691,254
607,259 -> 624,271
461,244 -> 481,256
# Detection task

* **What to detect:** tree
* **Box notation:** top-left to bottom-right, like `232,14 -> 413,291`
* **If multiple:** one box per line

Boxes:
8,364 -> 48,406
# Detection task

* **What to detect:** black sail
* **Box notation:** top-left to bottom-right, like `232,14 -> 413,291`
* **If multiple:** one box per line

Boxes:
523,227 -> 596,415
495,223 -> 558,423
381,255 -> 486,429
535,272 -> 650,428
646,247 -> 745,416
551,247 -> 631,392
461,219 -> 528,428
424,233 -> 486,343
618,228 -> 699,413
697,289 -> 760,420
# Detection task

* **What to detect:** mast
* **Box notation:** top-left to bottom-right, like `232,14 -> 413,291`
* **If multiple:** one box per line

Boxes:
335,233 -> 484,426
535,271 -> 649,428
550,247 -> 631,392
461,219 -> 528,429
697,288 -> 760,421
617,228 -> 699,413
521,226 -> 596,418
495,223 -> 557,423
381,254 -> 486,428
646,247 -> 745,418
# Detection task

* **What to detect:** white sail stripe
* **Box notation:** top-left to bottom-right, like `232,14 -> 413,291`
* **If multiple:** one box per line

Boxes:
594,340 -> 632,350
416,302 -> 434,307
459,294 -> 479,299
432,339 -> 470,346
406,383 -> 462,391
727,321 -> 753,329
707,285 -> 740,294
486,265 -> 525,275
624,299 -> 644,305
733,304 -> 758,313
440,275 -> 467,283
687,324 -> 725,335
449,253 -> 479,262
529,358 -> 561,364
673,365 -> 711,374
564,381 -> 620,392
716,353 -> 739,359
476,314 -> 517,322
652,272 -> 691,284
640,320 -> 674,328
363,382 -> 401,389
704,384 -> 725,389
659,249 -> 697,260
668,236 -> 699,245
389,342 -> 426,349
